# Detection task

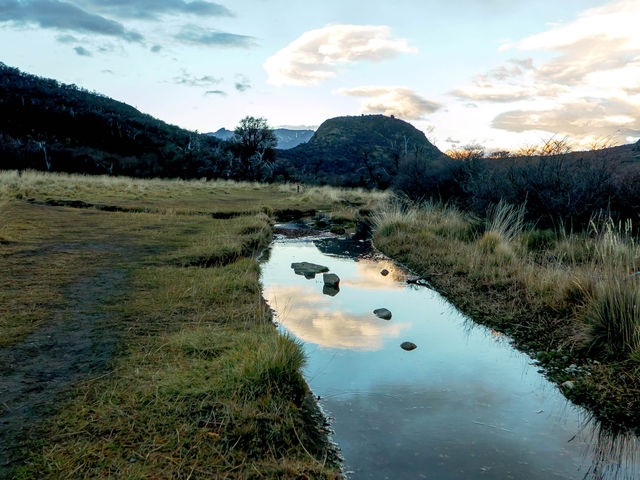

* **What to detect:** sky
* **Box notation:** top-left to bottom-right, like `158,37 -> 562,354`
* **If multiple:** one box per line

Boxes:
1,0 -> 639,151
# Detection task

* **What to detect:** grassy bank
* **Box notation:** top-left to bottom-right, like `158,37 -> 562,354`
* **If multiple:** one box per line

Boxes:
372,199 -> 640,430
1,171 -> 385,479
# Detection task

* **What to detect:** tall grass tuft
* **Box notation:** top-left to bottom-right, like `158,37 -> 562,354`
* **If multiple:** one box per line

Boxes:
584,275 -> 640,357
370,197 -> 419,237
485,200 -> 525,243
590,215 -> 637,268
476,201 -> 525,261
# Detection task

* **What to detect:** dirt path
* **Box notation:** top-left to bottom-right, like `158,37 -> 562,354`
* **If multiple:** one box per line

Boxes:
0,263 -> 127,474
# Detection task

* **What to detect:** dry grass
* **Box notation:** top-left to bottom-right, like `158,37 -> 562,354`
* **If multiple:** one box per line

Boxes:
1,170 -> 383,216
372,196 -> 640,427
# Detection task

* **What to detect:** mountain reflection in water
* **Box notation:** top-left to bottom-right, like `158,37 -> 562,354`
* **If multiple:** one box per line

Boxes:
261,237 -> 640,480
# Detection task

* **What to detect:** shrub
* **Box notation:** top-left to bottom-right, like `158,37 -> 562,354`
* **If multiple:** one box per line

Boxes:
525,229 -> 557,252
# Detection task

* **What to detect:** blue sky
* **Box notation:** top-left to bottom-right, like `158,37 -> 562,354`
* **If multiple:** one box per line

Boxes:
1,0 -> 639,151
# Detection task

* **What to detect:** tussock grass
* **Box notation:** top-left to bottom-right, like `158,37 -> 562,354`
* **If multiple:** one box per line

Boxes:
485,200 -> 525,243
584,275 -> 640,357
372,196 -> 640,427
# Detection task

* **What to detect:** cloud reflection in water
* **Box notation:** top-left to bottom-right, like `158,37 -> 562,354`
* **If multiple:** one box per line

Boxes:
264,284 -> 407,351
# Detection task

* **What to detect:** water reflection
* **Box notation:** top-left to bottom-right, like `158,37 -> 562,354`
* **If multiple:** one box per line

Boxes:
264,285 -> 407,351
261,238 -> 640,480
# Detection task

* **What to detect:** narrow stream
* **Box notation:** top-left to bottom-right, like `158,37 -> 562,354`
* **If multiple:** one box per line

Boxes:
260,235 -> 640,480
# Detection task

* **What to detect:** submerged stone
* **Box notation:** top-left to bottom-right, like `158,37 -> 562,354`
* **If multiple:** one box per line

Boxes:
323,285 -> 340,297
323,273 -> 340,288
373,308 -> 392,320
401,342 -> 417,351
291,262 -> 329,278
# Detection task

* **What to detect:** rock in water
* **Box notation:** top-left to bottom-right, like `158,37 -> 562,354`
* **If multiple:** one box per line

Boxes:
401,342 -> 417,351
380,269 -> 389,276
373,308 -> 392,320
323,273 -> 340,288
323,285 -> 340,297
291,262 -> 329,278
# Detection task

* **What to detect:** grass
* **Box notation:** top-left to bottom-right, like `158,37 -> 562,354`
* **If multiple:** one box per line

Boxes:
0,170 -> 386,478
372,197 -> 640,429
1,170 -> 386,217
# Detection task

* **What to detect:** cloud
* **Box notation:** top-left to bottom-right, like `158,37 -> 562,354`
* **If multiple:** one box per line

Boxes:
532,35 -> 639,86
492,98 -> 640,139
150,44 -> 162,53
75,0 -> 232,20
0,0 -> 143,42
173,72 -> 222,87
451,84 -> 567,103
502,1 -> 640,91
174,24 -> 255,47
204,89 -> 227,96
450,1 -> 640,142
264,285 -> 407,351
234,74 -> 251,92
73,45 -> 92,56
508,57 -> 534,70
507,1 -> 640,52
55,33 -> 77,43
264,24 -> 417,86
336,86 -> 440,120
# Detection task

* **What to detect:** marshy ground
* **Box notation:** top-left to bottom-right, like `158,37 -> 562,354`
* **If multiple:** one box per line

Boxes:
0,171 -> 383,479
3,171 -> 640,478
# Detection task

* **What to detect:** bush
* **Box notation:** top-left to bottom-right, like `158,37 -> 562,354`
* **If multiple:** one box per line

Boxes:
525,229 -> 557,252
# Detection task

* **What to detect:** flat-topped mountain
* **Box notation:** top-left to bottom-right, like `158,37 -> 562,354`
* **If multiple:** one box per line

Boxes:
276,115 -> 446,188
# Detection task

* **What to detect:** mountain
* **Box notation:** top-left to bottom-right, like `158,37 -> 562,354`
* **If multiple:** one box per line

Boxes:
208,128 -> 235,141
275,115 -> 446,188
273,129 -> 315,149
0,63 -> 231,178
208,128 -> 314,150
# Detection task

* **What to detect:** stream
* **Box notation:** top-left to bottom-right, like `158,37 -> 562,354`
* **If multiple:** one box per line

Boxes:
260,234 -> 640,480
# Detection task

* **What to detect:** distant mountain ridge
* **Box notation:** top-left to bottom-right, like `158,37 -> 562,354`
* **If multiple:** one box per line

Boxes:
275,115 -> 446,187
208,128 -> 315,150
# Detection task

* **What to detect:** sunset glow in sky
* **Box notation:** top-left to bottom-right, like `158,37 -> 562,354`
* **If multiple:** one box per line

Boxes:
1,0 -> 639,150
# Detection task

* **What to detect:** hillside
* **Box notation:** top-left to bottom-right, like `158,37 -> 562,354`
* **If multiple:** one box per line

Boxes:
276,115 -> 446,188
0,63 -> 230,178
208,128 -> 314,149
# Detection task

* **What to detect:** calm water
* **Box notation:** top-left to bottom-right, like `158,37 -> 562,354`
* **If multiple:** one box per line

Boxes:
261,236 -> 640,480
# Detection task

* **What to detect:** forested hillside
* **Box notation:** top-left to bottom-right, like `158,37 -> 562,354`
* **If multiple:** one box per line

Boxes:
0,63 -> 233,178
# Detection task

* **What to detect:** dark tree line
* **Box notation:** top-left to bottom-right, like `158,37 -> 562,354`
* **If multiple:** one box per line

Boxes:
393,141 -> 640,229
0,64 -> 277,181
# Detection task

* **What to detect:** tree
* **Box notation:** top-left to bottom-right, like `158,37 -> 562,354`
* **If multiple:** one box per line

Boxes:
446,143 -> 485,161
232,116 -> 277,180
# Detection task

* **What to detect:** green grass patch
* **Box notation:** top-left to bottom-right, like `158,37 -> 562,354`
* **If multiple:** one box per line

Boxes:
1,171 -> 377,478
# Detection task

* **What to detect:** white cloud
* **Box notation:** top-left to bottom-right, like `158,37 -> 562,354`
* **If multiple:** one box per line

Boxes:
510,1 -> 640,52
264,24 -> 417,86
454,0 -> 640,143
492,98 -> 640,140
336,86 -> 440,120
451,83 -> 567,103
